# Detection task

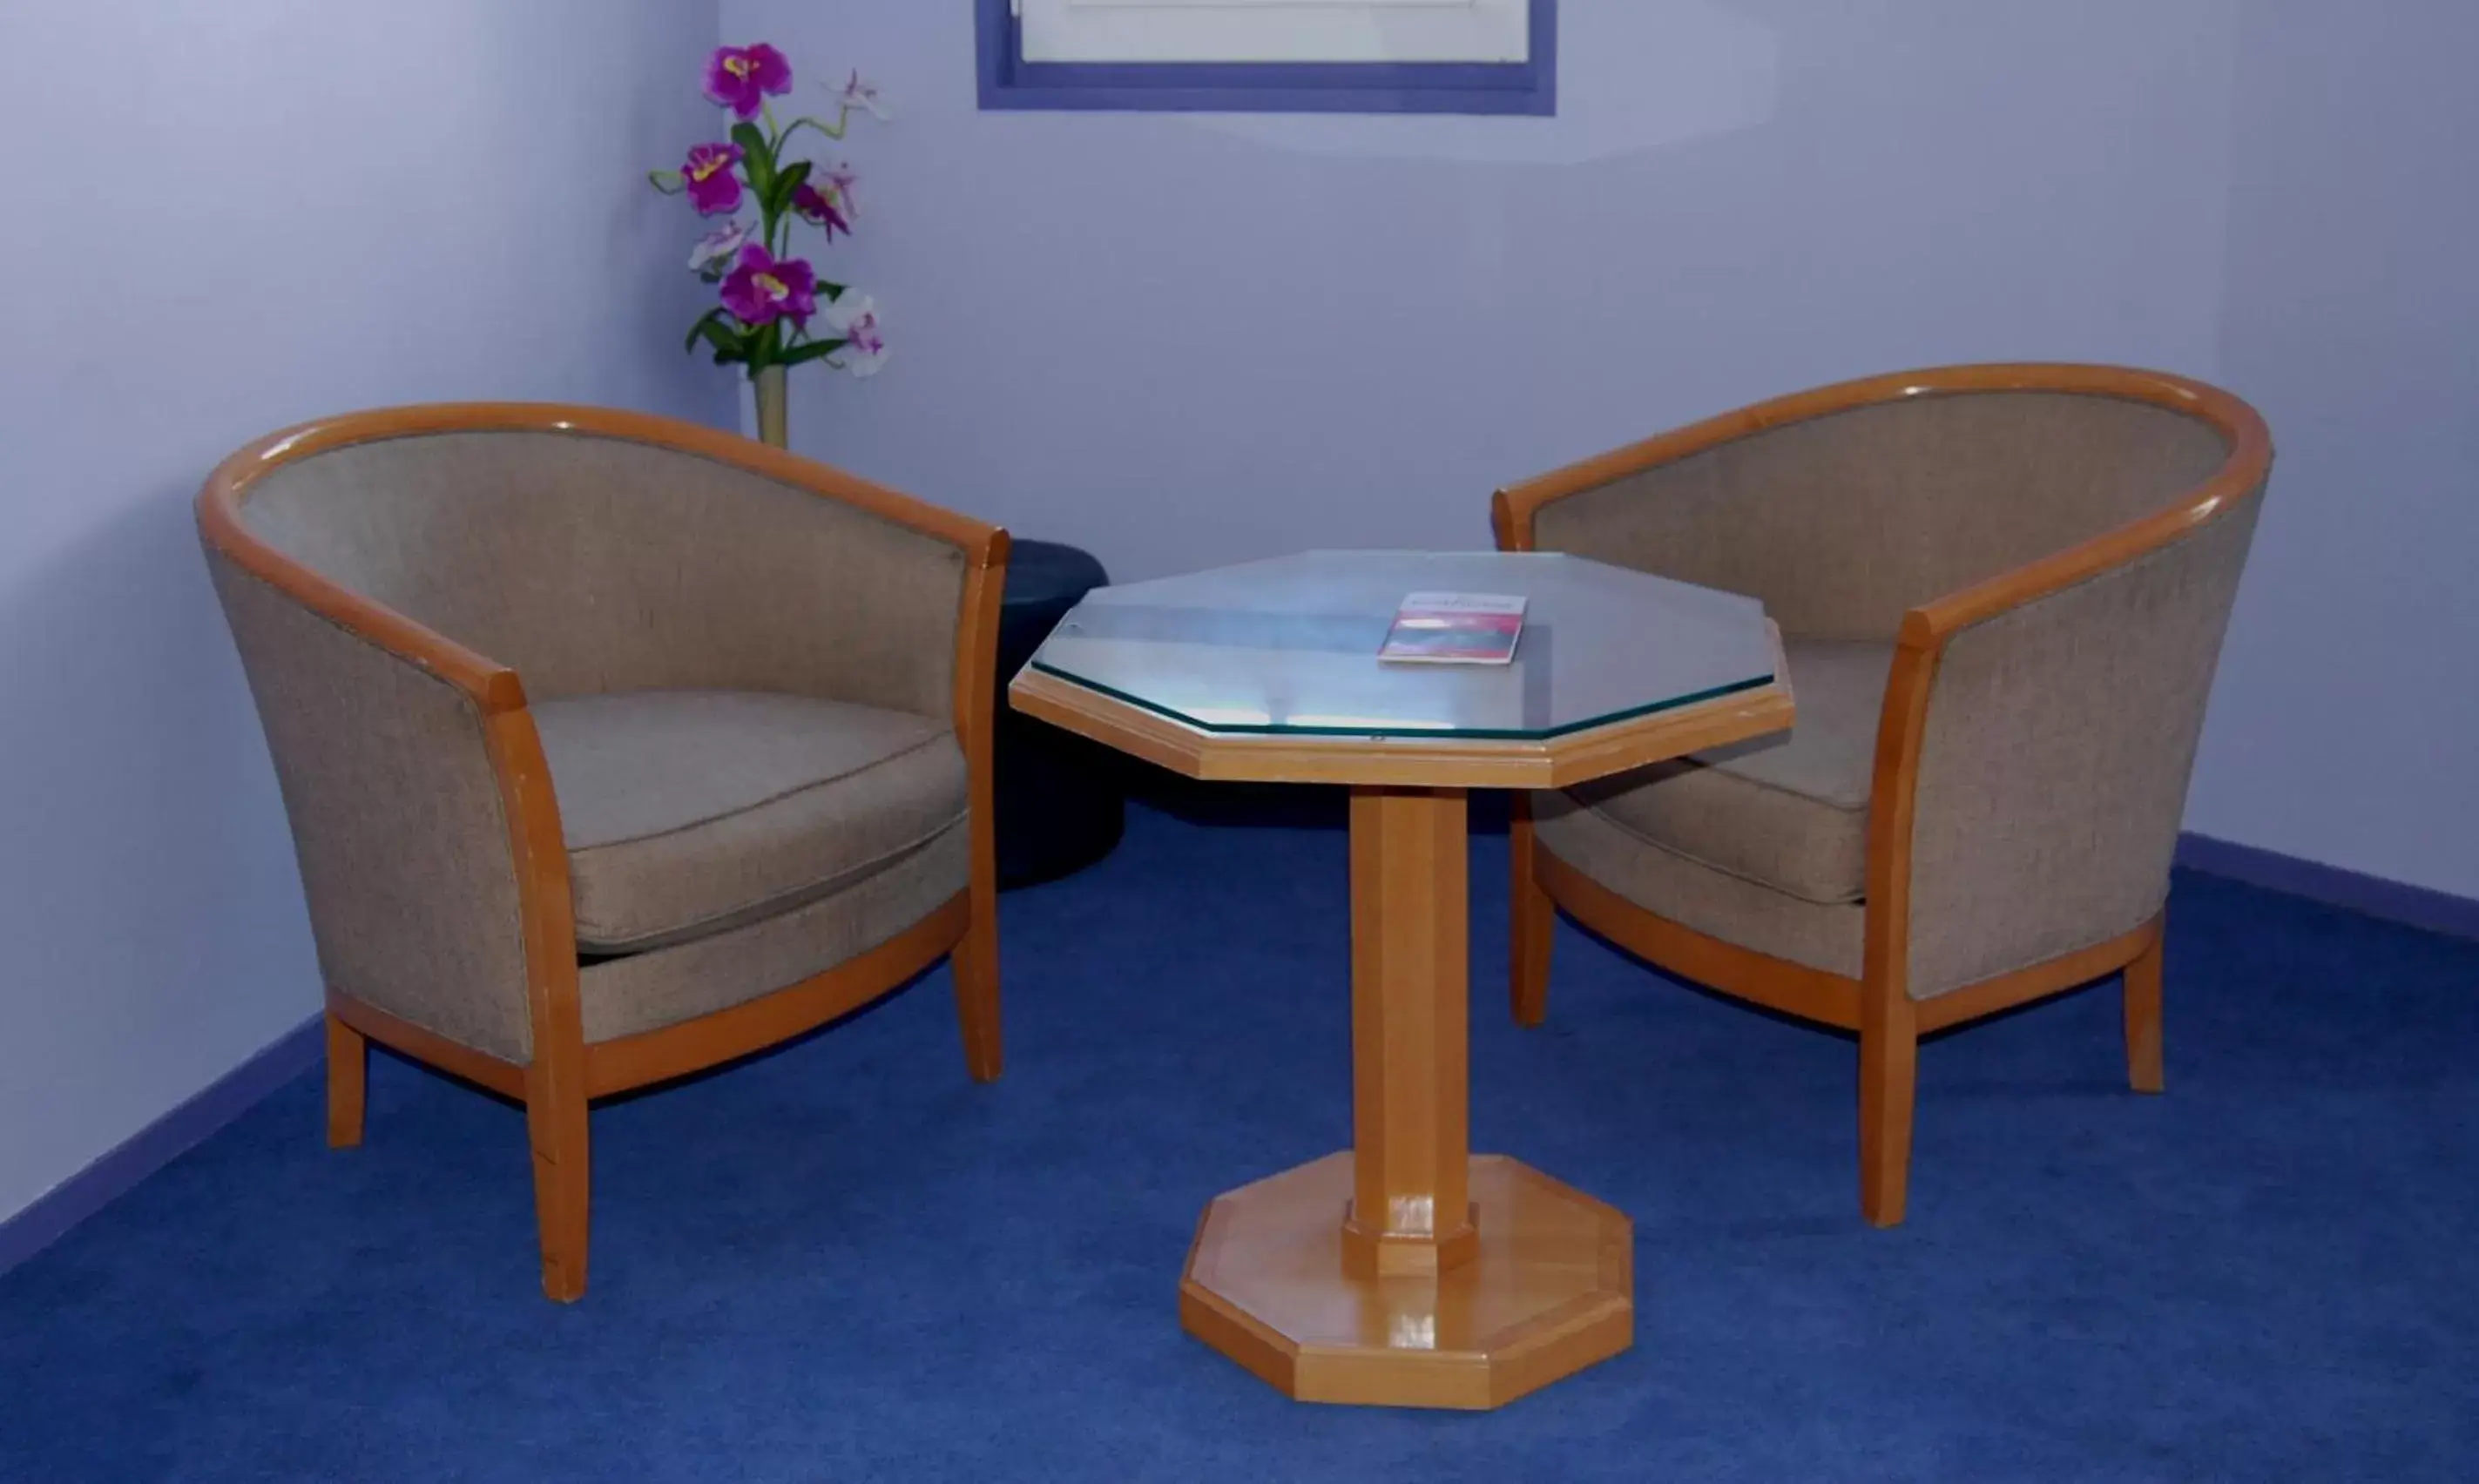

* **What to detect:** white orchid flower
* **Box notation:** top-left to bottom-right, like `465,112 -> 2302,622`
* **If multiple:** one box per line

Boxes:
835,71 -> 893,122
822,293 -> 889,378
689,219 -> 753,277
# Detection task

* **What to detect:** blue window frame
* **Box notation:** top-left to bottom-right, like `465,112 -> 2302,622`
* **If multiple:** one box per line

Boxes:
976,0 -> 1557,117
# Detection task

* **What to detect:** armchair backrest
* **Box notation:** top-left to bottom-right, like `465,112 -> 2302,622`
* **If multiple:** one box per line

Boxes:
1523,383 -> 2234,643
235,421 -> 969,718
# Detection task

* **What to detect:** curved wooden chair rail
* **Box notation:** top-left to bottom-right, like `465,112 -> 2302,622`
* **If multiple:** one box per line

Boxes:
199,401 -> 1010,714
199,402 -> 1011,1300
1494,362 -> 2271,1227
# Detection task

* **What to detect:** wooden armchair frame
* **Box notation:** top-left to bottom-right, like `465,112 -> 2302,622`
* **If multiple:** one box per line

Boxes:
1493,364 -> 2273,1225
199,403 -> 1010,1298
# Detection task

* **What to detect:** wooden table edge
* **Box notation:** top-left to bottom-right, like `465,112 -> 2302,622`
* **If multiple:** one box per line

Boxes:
1008,621 -> 1793,790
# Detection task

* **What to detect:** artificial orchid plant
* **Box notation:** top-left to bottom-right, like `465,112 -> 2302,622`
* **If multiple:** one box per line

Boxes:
651,44 -> 889,390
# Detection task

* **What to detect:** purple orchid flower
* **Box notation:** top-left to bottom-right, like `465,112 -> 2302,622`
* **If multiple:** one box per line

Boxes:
705,44 -> 793,120
681,142 -> 745,216
719,244 -> 817,327
791,181 -> 852,241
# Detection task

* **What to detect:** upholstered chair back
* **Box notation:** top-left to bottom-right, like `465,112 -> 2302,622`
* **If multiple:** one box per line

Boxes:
1530,390 -> 2238,643
235,429 -> 966,718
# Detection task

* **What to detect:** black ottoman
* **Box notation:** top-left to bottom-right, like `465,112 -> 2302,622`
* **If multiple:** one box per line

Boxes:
995,540 -> 1125,887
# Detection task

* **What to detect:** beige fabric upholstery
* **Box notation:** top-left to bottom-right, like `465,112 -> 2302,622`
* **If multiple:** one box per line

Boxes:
534,691 -> 966,954
209,425 -> 978,1061
580,821 -> 967,1043
1562,640 -> 1888,907
1903,499 -> 2262,996
238,430 -> 967,718
1528,384 -> 2262,1003
1530,794 -> 1865,979
1531,393 -> 2232,641
207,555 -> 537,1059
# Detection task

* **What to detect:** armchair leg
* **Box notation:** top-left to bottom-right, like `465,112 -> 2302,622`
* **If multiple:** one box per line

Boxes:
1510,799 -> 1557,1028
525,1071 -> 591,1303
2124,915 -> 2166,1094
953,901 -> 1004,1083
325,1010 -> 366,1149
1858,990 -> 1919,1228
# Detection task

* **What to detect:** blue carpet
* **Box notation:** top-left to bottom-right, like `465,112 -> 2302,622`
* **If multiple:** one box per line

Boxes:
3,799 -> 2475,1481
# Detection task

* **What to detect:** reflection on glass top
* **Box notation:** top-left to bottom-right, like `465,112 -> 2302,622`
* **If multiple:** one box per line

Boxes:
1026,550 -> 1775,739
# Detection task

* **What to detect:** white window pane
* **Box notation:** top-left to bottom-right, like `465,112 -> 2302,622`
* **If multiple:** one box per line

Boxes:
1020,0 -> 1531,65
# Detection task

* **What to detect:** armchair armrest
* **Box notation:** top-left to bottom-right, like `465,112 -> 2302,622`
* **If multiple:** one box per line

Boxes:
201,427 -> 574,1067
1866,383 -> 2273,1000
197,560 -> 556,1065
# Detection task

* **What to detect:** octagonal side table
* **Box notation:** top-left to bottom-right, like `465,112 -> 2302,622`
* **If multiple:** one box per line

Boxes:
1010,551 -> 1793,1410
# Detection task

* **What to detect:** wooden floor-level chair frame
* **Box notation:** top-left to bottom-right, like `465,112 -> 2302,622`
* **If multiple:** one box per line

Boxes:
1493,363 -> 2272,1226
200,403 -> 1011,1299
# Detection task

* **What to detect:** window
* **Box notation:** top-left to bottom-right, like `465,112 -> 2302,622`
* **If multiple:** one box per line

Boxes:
977,0 -> 1557,116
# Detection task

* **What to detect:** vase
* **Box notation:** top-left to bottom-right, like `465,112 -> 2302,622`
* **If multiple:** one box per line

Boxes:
753,365 -> 787,449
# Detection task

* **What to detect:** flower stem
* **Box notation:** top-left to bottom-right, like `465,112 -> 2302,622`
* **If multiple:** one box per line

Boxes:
779,111 -> 850,152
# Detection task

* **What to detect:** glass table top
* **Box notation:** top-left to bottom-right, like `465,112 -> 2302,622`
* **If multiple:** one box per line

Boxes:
1025,551 -> 1776,740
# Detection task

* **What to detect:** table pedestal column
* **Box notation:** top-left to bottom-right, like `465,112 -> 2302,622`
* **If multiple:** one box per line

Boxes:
1178,786 -> 1635,1411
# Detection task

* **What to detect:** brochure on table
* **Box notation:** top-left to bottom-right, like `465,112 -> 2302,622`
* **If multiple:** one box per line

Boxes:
1378,592 -> 1528,665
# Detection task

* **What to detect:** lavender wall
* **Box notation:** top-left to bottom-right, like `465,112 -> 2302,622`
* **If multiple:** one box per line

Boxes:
0,3 -> 732,1224
733,0 -> 2472,900
734,0 -> 2239,576
2183,1 -> 2479,900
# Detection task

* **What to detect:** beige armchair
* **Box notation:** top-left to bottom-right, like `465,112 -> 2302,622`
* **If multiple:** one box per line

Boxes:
1496,364 -> 2272,1225
198,404 -> 1009,1299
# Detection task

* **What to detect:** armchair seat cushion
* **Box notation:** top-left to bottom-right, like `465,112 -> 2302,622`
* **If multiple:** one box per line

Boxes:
530,691 -> 966,954
1559,640 -> 1891,907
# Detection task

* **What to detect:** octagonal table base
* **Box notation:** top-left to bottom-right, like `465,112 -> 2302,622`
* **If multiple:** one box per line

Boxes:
1180,1152 -> 1633,1409
1178,786 -> 1634,1409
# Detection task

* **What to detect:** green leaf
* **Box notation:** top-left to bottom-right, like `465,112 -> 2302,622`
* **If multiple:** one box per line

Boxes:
730,121 -> 775,199
647,169 -> 684,194
683,307 -> 734,356
768,159 -> 813,219
740,317 -> 785,374
820,280 -> 847,302
779,338 -> 849,368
